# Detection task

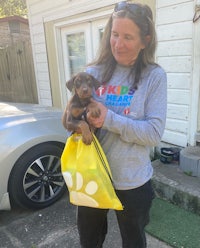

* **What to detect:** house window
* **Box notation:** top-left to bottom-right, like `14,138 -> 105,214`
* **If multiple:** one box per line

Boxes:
66,32 -> 86,75
99,27 -> 104,40
9,21 -> 20,33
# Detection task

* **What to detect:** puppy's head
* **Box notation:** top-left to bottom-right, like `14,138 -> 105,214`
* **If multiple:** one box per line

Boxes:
66,72 -> 101,99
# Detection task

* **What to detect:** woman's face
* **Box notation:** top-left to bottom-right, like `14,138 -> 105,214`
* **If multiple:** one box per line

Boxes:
110,17 -> 145,66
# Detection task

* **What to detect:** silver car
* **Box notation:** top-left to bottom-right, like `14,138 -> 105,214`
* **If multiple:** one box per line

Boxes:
0,102 -> 69,210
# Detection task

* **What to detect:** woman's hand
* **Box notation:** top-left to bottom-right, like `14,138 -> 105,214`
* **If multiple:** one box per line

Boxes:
87,99 -> 107,128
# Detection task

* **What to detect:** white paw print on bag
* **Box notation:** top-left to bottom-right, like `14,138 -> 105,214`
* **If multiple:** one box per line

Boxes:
63,171 -> 99,207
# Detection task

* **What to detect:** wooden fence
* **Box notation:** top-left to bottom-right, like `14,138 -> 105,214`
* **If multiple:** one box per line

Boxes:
0,41 -> 38,103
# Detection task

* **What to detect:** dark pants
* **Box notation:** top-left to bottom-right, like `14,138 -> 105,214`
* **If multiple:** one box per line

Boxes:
77,180 -> 154,248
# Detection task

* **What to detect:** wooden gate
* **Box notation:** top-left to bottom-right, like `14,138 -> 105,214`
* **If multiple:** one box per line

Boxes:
0,41 -> 38,103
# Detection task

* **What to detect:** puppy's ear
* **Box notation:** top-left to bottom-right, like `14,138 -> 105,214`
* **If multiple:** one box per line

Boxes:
91,75 -> 101,90
66,76 -> 75,92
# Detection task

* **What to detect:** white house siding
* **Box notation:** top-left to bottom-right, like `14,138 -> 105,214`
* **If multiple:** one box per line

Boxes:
156,0 -> 198,147
26,0 -> 50,106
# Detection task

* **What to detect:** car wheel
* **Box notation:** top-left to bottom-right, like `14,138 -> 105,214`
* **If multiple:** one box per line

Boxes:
8,142 -> 66,209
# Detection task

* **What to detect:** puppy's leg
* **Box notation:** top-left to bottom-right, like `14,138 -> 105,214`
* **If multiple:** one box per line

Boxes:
78,121 -> 93,145
70,106 -> 94,144
66,119 -> 93,145
63,107 -> 93,145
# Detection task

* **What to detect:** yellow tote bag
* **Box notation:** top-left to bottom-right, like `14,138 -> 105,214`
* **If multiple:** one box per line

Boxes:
61,133 -> 123,210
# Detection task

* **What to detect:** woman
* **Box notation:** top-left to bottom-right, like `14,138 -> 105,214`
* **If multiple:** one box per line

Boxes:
74,2 -> 166,247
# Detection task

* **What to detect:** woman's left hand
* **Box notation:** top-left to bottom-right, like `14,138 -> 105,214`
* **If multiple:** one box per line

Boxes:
87,99 -> 107,128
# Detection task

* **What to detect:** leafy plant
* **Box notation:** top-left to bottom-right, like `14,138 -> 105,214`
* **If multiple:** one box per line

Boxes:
0,0 -> 27,18
184,171 -> 193,176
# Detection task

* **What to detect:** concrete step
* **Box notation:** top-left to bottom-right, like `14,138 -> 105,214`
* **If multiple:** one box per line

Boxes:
152,159 -> 200,215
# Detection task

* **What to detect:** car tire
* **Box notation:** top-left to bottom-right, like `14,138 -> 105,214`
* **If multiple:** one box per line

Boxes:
8,142 -> 66,210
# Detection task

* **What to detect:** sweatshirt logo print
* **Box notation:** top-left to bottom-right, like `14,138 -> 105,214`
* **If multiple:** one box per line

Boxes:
96,85 -> 135,108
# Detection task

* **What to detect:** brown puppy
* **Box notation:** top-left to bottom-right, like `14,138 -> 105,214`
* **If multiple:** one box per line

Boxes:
62,72 -> 101,145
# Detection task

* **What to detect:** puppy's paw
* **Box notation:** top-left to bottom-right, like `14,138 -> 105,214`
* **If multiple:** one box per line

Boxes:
87,102 -> 101,118
82,131 -> 93,145
79,121 -> 93,145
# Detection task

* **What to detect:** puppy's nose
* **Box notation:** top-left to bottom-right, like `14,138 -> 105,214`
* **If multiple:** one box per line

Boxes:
82,87 -> 88,92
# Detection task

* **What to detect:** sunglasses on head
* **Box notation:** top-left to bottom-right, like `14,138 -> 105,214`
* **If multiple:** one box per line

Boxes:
114,1 -> 143,15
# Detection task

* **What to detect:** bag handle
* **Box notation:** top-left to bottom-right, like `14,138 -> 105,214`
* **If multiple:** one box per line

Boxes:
92,135 -> 114,184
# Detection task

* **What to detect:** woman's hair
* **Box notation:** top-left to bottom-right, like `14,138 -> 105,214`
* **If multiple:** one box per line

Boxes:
88,2 -> 157,89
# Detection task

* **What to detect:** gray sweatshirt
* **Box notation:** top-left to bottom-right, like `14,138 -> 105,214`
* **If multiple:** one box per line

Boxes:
87,63 -> 167,190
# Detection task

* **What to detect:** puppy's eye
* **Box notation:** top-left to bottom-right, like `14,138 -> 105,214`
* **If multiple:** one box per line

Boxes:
74,79 -> 81,88
87,79 -> 93,87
